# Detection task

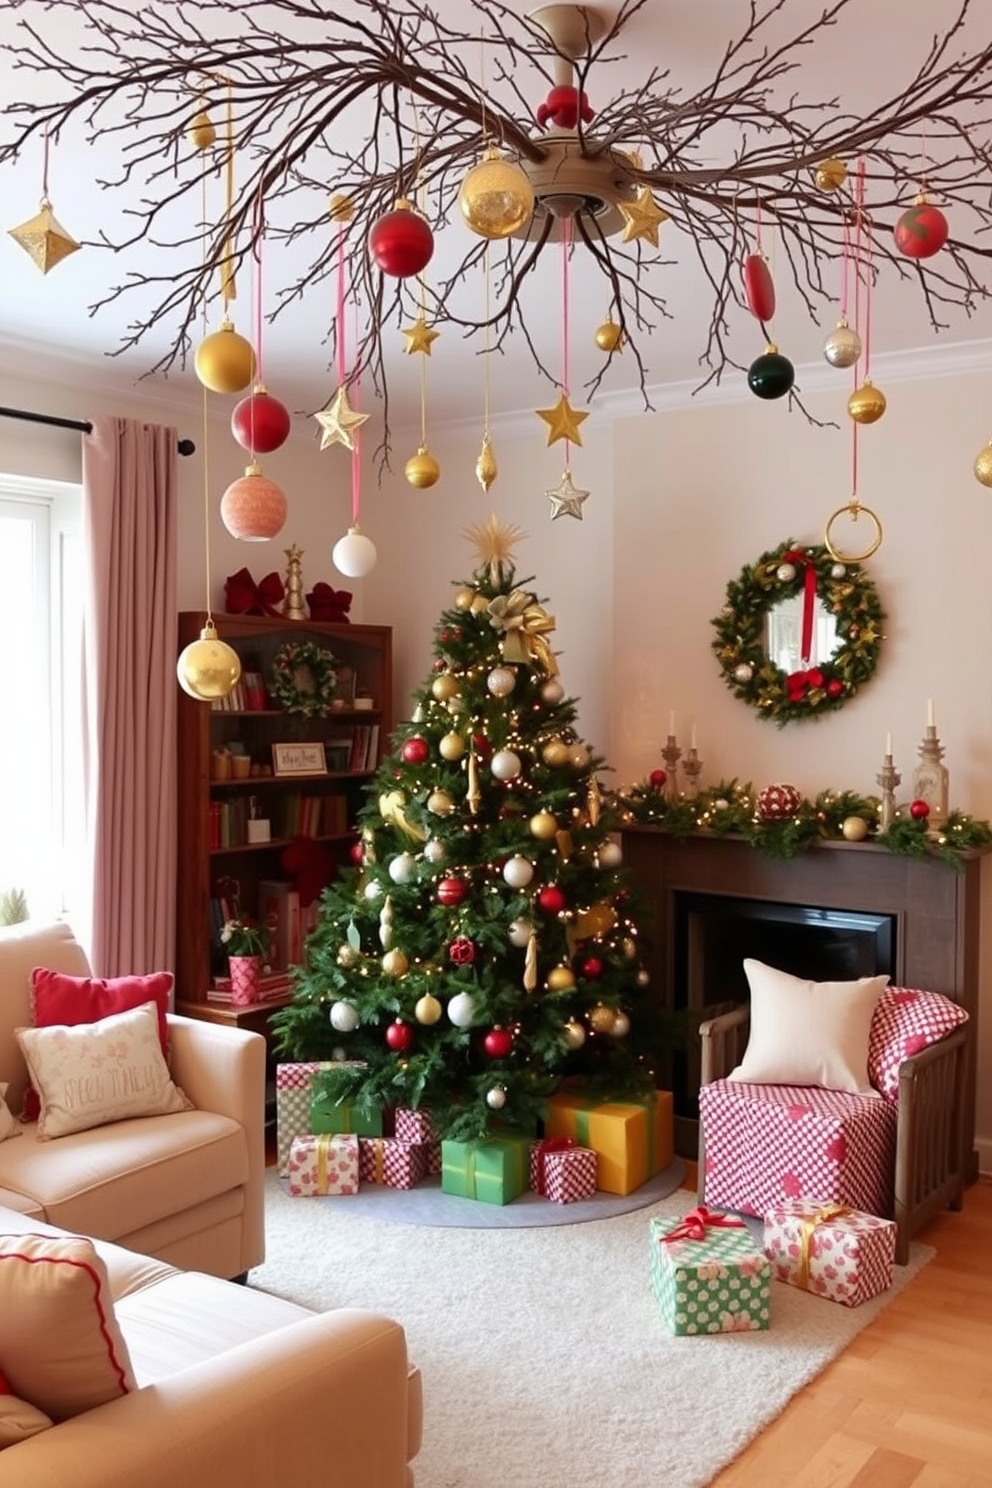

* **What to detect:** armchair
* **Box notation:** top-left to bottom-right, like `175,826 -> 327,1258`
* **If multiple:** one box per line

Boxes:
698,988 -> 969,1266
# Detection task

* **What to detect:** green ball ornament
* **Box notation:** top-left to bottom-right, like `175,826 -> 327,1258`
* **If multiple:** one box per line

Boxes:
747,345 -> 795,400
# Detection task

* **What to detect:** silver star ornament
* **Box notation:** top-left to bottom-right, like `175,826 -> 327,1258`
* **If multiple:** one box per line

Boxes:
546,470 -> 589,521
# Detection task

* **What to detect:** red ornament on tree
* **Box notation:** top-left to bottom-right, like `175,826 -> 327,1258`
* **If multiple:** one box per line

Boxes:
449,936 -> 476,966
368,199 -> 434,278
894,199 -> 949,259
472,733 -> 491,757
483,1026 -> 514,1059
231,388 -> 292,454
581,956 -> 604,980
649,768 -> 667,789
401,735 -> 430,765
909,799 -> 931,821
385,1019 -> 414,1052
349,840 -> 364,865
437,877 -> 468,907
536,884 -> 567,915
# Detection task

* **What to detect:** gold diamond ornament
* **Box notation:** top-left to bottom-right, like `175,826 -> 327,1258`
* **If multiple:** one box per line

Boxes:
8,197 -> 81,273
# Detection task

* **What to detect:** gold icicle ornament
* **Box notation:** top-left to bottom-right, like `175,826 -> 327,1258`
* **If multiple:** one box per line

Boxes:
524,931 -> 539,993
466,752 -> 481,814
476,433 -> 498,492
487,589 -> 559,677
8,197 -> 81,273
587,775 -> 601,827
555,829 -> 573,862
188,108 -> 216,151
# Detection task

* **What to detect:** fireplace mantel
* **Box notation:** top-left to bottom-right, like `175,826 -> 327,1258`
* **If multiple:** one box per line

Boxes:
621,827 -> 989,1174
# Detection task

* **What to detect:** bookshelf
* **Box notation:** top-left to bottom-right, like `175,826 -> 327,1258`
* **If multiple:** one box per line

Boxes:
174,611 -> 392,1037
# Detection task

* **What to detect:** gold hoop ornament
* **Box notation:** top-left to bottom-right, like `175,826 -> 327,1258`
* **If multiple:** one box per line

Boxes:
824,501 -> 883,564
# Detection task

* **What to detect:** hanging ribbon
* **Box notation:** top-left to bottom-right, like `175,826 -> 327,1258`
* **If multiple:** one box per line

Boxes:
795,1204 -> 850,1291
659,1205 -> 746,1245
562,216 -> 572,467
487,589 -> 559,677
220,80 -> 237,305
351,300 -> 363,526
780,546 -> 818,665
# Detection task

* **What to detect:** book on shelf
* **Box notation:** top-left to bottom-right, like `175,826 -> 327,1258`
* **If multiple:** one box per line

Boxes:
207,970 -> 293,1005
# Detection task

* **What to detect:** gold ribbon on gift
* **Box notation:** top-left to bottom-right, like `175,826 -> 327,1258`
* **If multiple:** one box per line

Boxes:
316,1133 -> 331,1194
487,590 -> 559,677
373,1139 -> 385,1185
796,1204 -> 850,1292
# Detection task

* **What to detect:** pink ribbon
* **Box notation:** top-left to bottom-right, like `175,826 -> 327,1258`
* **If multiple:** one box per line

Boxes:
660,1205 -> 746,1244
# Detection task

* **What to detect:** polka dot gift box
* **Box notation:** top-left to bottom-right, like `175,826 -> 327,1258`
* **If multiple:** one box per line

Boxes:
649,1207 -> 772,1336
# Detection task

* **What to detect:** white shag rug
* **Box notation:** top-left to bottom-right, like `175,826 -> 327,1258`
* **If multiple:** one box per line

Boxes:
251,1171 -> 933,1488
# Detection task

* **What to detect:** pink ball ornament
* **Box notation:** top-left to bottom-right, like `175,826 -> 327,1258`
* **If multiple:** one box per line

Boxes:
757,782 -> 803,822
231,388 -> 292,453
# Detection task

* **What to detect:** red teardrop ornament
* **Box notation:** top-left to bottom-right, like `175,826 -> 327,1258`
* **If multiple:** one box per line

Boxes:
743,253 -> 776,322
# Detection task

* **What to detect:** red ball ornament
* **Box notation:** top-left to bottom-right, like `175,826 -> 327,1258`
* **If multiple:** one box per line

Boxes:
537,885 -> 567,915
385,1019 -> 414,1052
449,936 -> 476,966
909,799 -> 931,821
349,840 -> 364,865
894,200 -> 949,259
757,782 -> 803,822
230,388 -> 292,454
649,768 -> 667,789
483,1026 -> 514,1059
437,876 -> 468,907
472,733 -> 491,757
826,678 -> 844,698
401,735 -> 430,765
581,956 -> 604,980
368,199 -> 435,278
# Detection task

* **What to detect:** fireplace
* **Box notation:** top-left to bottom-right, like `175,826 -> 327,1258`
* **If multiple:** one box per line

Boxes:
620,827 -> 987,1175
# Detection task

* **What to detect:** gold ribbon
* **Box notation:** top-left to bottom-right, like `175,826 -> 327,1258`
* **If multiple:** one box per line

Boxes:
373,1139 -> 385,1185
316,1133 -> 331,1193
796,1204 -> 850,1291
487,590 -> 559,677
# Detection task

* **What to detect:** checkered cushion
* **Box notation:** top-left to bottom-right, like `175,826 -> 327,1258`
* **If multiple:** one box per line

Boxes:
867,987 -> 967,1103
699,1079 -> 896,1221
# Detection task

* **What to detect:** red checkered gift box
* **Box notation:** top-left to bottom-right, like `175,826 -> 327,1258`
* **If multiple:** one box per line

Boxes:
394,1106 -> 436,1144
529,1138 -> 598,1204
276,1061 -> 365,1175
424,1141 -> 441,1176
698,1079 -> 896,1220
287,1133 -> 359,1196
764,1201 -> 896,1306
359,1137 -> 428,1190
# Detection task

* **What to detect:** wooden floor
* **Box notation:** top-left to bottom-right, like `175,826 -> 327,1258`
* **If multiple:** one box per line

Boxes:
707,1173 -> 992,1487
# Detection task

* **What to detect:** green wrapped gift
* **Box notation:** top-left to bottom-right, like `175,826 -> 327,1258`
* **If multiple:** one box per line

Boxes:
649,1209 -> 772,1336
441,1136 -> 529,1206
310,1090 -> 384,1138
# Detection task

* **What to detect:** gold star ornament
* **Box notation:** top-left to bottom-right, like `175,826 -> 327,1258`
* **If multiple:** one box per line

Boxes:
546,471 -> 589,521
313,385 -> 370,451
618,187 -> 670,248
401,317 -> 440,355
535,391 -> 589,447
8,197 -> 81,273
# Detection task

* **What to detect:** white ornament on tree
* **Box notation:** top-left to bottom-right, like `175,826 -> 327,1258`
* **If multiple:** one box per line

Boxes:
363,879 -> 383,901
487,666 -> 516,698
329,1001 -> 359,1032
388,853 -> 416,884
486,1086 -> 507,1110
447,991 -> 476,1028
491,748 -> 522,781
423,839 -> 446,864
597,839 -> 623,869
541,679 -> 564,705
508,917 -> 533,947
502,855 -> 534,889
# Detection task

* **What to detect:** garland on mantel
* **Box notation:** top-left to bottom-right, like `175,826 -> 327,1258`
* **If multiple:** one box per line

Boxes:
614,778 -> 992,868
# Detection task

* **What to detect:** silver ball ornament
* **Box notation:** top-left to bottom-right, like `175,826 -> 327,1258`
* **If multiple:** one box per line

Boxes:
337,943 -> 359,968
609,1011 -> 631,1038
423,839 -> 446,864
502,855 -> 534,889
831,563 -> 847,579
329,1000 -> 359,1032
541,679 -> 564,705
776,562 -> 796,583
822,319 -> 863,369
363,879 -> 384,901
597,839 -> 623,869
562,1019 -> 586,1050
733,663 -> 753,684
491,748 -> 522,781
487,666 -> 516,698
508,917 -> 533,947
486,1086 -> 507,1111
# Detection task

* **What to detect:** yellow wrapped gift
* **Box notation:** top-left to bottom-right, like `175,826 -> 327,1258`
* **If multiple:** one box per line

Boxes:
543,1090 -> 673,1195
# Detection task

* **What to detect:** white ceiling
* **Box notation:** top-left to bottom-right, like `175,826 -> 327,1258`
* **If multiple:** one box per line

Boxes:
0,1 -> 989,437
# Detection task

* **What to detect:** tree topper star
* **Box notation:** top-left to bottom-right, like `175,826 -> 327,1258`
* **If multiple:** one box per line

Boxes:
546,471 -> 589,521
313,385 -> 370,451
462,513 -> 527,585
535,391 -> 589,447
618,187 -> 670,248
401,317 -> 440,355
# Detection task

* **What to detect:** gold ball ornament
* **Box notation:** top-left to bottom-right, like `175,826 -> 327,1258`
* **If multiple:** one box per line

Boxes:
568,743 -> 590,769
457,148 -> 535,239
439,731 -> 466,761
177,622 -> 242,701
974,442 -> 992,488
562,1019 -> 586,1050
609,1011 -> 631,1038
589,1003 -> 617,1035
414,993 -> 443,1025
594,318 -> 624,353
823,318 -> 863,369
542,739 -> 570,767
546,966 -> 576,993
530,810 -> 558,840
841,815 -> 869,842
453,587 -> 475,611
188,109 -> 216,151
427,789 -> 454,815
431,674 -> 460,702
404,446 -> 441,489
814,157 -> 847,192
382,948 -> 409,978
848,380 -> 887,424
194,321 -> 256,394
470,593 -> 491,616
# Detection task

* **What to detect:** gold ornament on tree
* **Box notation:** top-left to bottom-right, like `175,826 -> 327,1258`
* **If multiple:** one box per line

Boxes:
594,314 -> 624,353
8,132 -> 80,274
282,544 -> 307,618
974,440 -> 992,488
814,157 -> 848,192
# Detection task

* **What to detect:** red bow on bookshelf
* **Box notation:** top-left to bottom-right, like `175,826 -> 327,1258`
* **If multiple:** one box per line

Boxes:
306,581 -> 353,623
224,568 -> 285,617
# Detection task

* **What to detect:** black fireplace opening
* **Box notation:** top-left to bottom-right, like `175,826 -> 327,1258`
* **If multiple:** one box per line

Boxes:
671,891 -> 897,1119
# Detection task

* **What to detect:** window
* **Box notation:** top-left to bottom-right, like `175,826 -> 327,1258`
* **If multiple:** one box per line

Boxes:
0,474 -> 83,923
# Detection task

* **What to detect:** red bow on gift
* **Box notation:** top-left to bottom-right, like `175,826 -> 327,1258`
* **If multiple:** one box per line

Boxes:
306,582 -> 353,623
225,567 -> 285,617
660,1205 -> 746,1244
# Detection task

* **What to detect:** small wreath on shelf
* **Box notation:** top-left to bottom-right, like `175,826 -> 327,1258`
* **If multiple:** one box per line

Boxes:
270,639 -> 338,717
710,538 -> 885,725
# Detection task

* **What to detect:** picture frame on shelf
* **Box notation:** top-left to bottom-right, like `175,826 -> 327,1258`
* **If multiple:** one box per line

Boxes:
330,665 -> 356,710
272,741 -> 328,777
325,741 -> 352,773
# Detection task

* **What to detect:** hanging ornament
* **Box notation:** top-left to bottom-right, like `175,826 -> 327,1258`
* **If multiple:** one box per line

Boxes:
486,1086 -> 507,1111
368,198 -> 434,278
546,469 -> 590,521
388,852 -> 416,884
609,1011 -> 631,1038
385,1019 -> 414,1052
432,673 -> 460,701
8,133 -> 80,273
476,433 -> 498,493
415,993 -> 443,1025
483,1026 -> 514,1058
841,815 -> 869,842
542,739 -> 570,767
332,525 -> 377,578
449,936 -> 476,966
195,320 -> 256,394
177,621 -> 242,701
188,106 -> 216,151
503,856 -> 535,889
542,678 -> 565,706
537,884 -> 567,915
546,966 -> 576,992
649,768 -> 667,788
314,385 -> 368,451
439,731 -> 465,761
220,462 -> 288,541
743,253 -> 776,322
491,749 -> 522,781
597,839 -> 623,869
581,955 -> 604,980
814,157 -> 848,191
529,811 -> 558,840
401,316 -> 440,355
747,344 -> 795,400
535,83 -> 595,130
382,947 -> 409,977
508,917 -> 533,948
909,799 -> 931,821
401,735 -> 430,765
337,938 -> 360,963
447,991 -> 476,1028
404,447 -> 440,488
618,187 -> 669,247
427,788 -> 454,815
973,441 -> 992,488
848,381 -> 887,423
523,931 -> 538,992
231,387 -> 291,453
458,147 -> 535,238
423,839 -> 446,864
594,315 -> 624,353
487,666 -> 517,698
823,318 -> 863,369
436,876 -> 468,907
894,194 -> 949,259
535,391 -> 589,446
562,1019 -> 586,1050
329,1000 -> 359,1033
589,1004 -> 617,1034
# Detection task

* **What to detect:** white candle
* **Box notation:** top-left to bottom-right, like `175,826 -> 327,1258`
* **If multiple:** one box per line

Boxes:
927,698 -> 935,729
691,724 -> 698,752
668,711 -> 675,739
885,731 -> 892,758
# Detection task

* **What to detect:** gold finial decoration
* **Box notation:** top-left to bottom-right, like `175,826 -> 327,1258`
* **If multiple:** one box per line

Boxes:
461,514 -> 527,586
476,433 -> 498,492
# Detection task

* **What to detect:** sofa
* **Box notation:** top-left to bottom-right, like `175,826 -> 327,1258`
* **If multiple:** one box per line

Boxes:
0,1206 -> 423,1487
0,919 -> 265,1280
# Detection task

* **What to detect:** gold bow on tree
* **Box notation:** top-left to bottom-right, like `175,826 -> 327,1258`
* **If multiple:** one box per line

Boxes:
487,590 -> 559,677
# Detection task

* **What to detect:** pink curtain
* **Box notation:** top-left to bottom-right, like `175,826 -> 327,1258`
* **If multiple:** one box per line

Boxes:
81,415 -> 178,976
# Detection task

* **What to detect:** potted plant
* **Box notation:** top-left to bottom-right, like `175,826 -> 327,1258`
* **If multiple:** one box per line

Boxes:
220,919 -> 270,1006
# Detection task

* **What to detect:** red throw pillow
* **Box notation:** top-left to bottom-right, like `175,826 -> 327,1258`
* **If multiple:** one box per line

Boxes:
22,969 -> 174,1122
867,986 -> 968,1102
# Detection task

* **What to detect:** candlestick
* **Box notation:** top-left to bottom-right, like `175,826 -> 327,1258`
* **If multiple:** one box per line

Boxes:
682,747 -> 702,800
690,724 -> 698,752
660,735 -> 681,802
913,723 -> 949,829
927,698 -> 935,729
668,710 -> 675,739
876,753 -> 901,831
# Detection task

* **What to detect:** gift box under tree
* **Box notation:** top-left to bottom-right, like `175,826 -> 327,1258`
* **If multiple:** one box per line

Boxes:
309,1072 -> 385,1139
763,1201 -> 896,1306
441,1135 -> 529,1206
529,1138 -> 597,1204
276,1061 -> 340,1176
649,1207 -> 772,1335
543,1089 -> 673,1195
359,1137 -> 428,1190
394,1106 -> 436,1144
287,1133 -> 360,1197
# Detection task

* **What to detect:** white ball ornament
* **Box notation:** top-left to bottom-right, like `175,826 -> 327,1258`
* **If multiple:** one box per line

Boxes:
423,838 -> 446,864
332,525 -> 378,578
487,666 -> 517,698
733,663 -> 754,684
508,917 -> 533,947
541,679 -> 564,705
447,991 -> 476,1028
831,563 -> 847,579
777,562 -> 796,583
486,1086 -> 507,1111
491,749 -> 522,781
363,879 -> 384,901
609,1011 -> 631,1038
562,1019 -> 586,1050
503,855 -> 534,889
388,852 -> 416,884
636,968 -> 650,986
597,839 -> 623,869
329,1001 -> 359,1032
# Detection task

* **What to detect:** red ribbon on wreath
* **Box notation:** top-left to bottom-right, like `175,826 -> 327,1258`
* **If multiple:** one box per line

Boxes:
786,665 -> 826,702
306,581 -> 353,623
224,567 -> 285,617
780,547 -> 818,667
659,1205 -> 746,1244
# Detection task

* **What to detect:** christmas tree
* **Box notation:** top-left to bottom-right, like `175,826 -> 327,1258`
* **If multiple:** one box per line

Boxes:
272,516 -> 664,1141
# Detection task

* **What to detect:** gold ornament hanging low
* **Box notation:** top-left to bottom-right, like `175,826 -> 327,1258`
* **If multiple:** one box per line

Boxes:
404,447 -> 441,488
8,197 -> 81,273
974,441 -> 992,488
176,621 -> 242,702
188,108 -> 216,150
457,148 -> 535,239
813,157 -> 847,192
194,320 -> 256,394
822,318 -> 863,369
476,433 -> 498,493
594,317 -> 624,353
848,380 -> 887,424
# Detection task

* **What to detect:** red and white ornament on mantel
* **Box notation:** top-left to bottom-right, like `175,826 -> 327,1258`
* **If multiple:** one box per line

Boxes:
757,782 -> 803,821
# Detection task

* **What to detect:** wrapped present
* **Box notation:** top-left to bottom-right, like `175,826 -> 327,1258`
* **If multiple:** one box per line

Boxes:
441,1136 -> 529,1206
287,1133 -> 359,1196
310,1087 -> 384,1139
424,1141 -> 442,1176
530,1138 -> 597,1204
649,1207 -> 772,1336
276,1061 -> 338,1176
543,1089 -> 673,1195
394,1106 -> 436,1144
359,1137 -> 428,1190
763,1201 -> 896,1306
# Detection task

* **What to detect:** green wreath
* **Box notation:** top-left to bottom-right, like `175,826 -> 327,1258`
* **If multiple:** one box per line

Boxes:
710,538 -> 885,725
270,639 -> 338,717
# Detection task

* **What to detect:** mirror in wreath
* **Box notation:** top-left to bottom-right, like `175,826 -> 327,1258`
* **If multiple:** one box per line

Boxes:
710,539 -> 885,724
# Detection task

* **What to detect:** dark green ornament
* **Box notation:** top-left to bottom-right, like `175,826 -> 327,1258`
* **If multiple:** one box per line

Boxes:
747,345 -> 795,400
